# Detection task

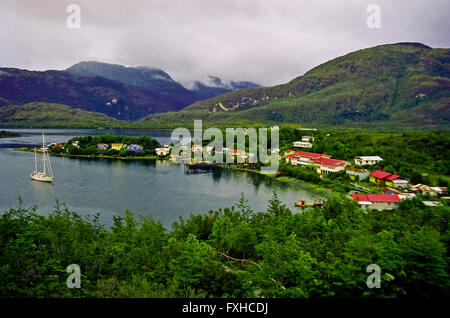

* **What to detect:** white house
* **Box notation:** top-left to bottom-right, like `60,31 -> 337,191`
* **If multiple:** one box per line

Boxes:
155,147 -> 170,156
345,167 -> 370,180
293,141 -> 313,148
71,140 -> 80,148
355,156 -> 383,166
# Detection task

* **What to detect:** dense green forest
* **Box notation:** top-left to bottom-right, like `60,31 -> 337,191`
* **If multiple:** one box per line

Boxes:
0,194 -> 448,298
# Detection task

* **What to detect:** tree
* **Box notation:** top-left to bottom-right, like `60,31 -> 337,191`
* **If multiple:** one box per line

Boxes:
398,228 -> 449,297
384,165 -> 396,174
267,192 -> 291,217
235,193 -> 254,222
410,171 -> 423,184
255,234 -> 317,297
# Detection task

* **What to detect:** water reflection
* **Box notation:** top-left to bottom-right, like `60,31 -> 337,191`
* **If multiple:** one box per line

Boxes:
0,129 -> 323,228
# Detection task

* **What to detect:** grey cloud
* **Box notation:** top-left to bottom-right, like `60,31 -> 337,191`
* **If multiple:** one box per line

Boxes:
0,0 -> 449,86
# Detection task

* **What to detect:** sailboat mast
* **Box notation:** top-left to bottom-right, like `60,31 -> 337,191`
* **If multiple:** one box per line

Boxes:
34,148 -> 37,172
42,133 -> 46,175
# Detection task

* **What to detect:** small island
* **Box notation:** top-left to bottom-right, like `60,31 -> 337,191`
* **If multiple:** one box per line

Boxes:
0,130 -> 20,138
56,134 -> 167,159
19,134 -> 168,160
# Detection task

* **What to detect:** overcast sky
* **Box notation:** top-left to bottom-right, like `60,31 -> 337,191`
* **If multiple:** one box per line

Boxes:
0,0 -> 449,86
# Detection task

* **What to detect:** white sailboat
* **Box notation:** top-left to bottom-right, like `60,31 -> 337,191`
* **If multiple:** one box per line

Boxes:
31,133 -> 53,183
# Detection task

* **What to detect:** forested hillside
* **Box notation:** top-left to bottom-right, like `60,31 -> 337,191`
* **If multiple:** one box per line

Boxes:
0,194 -> 448,297
140,43 -> 450,130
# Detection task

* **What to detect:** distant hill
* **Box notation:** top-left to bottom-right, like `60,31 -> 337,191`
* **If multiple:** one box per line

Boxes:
65,61 -> 197,109
0,67 -> 187,120
139,43 -> 450,130
183,76 -> 260,100
0,102 -> 119,128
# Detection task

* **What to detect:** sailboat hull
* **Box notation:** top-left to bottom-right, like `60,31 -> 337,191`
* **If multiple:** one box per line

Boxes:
31,133 -> 54,183
30,173 -> 53,183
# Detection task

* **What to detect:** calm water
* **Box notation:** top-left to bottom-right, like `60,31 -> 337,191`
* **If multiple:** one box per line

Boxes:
0,129 -> 321,228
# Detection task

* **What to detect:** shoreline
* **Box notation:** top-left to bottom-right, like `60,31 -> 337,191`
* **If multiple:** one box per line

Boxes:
14,147 -> 166,161
13,147 -> 337,197
216,164 -> 334,197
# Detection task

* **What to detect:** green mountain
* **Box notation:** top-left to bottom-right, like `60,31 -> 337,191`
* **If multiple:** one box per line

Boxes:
138,43 -> 450,130
0,103 -> 120,128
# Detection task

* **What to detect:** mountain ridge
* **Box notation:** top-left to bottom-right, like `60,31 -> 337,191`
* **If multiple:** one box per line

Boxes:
65,61 -> 197,109
139,42 -> 450,130
0,62 -> 262,121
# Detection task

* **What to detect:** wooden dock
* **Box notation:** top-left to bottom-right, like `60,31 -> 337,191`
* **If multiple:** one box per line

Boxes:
184,163 -> 215,173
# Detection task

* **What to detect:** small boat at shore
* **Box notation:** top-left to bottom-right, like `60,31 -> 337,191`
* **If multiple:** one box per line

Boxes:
295,198 -> 325,208
30,134 -> 53,183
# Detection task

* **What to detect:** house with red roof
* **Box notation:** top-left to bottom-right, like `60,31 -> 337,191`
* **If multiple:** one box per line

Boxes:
369,170 -> 391,185
313,157 -> 348,174
284,151 -> 348,174
369,170 -> 408,188
351,193 -> 401,210
285,151 -> 331,166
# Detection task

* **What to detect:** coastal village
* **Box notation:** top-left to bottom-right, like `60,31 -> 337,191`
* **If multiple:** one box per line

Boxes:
284,137 -> 447,210
164,133 -> 448,211
48,131 -> 448,212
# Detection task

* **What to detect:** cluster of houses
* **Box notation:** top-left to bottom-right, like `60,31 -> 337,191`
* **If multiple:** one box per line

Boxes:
170,144 -> 279,163
352,170 -> 447,210
169,144 -> 215,162
52,139 -> 174,156
283,147 -> 448,210
284,146 -> 386,177
350,187 -> 449,210
97,142 -> 173,156
411,184 -> 448,198
96,143 -> 144,152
